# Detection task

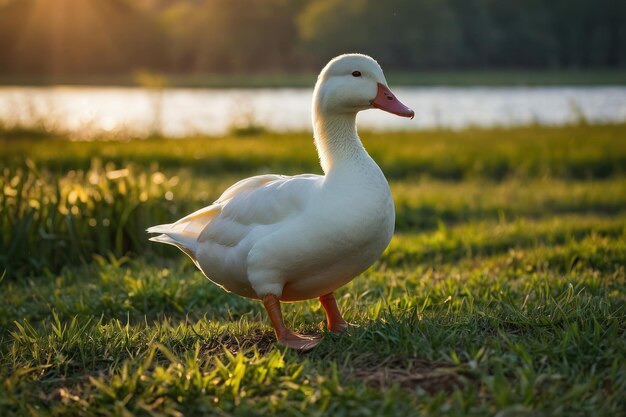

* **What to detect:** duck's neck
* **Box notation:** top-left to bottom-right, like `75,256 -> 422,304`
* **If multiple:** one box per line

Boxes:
313,107 -> 368,175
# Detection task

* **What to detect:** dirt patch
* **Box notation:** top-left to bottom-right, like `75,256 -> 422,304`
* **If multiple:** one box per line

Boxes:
201,329 -> 277,356
349,359 -> 463,394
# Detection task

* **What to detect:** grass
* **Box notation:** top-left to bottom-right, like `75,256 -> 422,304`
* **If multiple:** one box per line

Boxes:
1,124 -> 625,416
3,124 -> 625,179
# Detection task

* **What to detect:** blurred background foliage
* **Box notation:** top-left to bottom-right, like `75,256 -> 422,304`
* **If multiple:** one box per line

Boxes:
0,0 -> 624,78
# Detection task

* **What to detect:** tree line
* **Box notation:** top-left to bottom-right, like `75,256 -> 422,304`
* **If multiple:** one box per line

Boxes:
0,0 -> 624,77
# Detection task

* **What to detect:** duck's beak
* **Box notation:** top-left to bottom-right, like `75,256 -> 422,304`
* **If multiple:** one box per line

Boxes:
370,83 -> 414,119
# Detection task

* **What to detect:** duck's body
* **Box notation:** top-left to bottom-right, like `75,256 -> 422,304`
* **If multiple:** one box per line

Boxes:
151,153 -> 394,302
148,54 -> 413,349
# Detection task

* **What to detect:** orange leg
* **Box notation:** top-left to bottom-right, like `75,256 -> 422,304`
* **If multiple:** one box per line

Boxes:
262,294 -> 322,350
319,293 -> 350,334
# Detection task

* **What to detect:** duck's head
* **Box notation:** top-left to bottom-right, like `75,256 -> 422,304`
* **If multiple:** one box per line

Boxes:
313,53 -> 414,119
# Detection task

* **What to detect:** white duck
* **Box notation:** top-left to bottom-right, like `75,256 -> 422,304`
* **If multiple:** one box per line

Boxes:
148,54 -> 413,350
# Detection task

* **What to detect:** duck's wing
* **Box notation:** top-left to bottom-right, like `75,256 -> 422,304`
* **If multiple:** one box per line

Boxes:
148,175 -> 282,235
147,174 -> 320,257
214,174 -> 289,204
197,173 -> 321,244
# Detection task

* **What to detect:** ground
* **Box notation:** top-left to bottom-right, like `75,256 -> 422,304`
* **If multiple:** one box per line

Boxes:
1,124 -> 625,416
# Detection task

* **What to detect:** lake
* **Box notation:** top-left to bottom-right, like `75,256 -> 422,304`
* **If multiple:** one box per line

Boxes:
1,86 -> 625,137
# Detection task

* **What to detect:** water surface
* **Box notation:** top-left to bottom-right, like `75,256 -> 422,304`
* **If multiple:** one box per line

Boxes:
1,86 -> 625,137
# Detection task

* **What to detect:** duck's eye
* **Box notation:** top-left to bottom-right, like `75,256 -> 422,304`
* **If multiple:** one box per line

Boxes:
351,71 -> 362,77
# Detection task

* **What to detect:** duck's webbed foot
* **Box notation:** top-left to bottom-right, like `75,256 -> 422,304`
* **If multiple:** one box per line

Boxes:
262,294 -> 322,351
278,331 -> 322,351
319,293 -> 355,334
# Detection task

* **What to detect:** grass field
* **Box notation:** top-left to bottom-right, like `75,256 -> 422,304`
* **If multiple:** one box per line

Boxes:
1,124 -> 625,416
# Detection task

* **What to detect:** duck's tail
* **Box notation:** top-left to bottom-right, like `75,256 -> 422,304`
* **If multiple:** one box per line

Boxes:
146,204 -> 221,261
147,223 -> 199,260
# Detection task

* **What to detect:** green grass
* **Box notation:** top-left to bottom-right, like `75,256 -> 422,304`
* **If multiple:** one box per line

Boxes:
3,124 -> 625,180
1,124 -> 625,416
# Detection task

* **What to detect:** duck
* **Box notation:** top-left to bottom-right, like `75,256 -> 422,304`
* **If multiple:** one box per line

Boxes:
147,53 -> 414,350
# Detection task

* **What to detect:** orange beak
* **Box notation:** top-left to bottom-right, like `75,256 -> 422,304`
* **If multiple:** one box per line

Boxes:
370,83 -> 414,119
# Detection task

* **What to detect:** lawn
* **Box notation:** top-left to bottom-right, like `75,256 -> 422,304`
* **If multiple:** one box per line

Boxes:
1,124 -> 625,416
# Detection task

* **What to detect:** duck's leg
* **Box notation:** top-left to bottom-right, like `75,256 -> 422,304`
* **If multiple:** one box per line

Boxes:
319,293 -> 350,334
262,294 -> 322,350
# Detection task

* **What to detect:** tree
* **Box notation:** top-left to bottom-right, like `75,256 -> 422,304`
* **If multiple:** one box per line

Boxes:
0,0 -> 166,76
297,0 -> 462,69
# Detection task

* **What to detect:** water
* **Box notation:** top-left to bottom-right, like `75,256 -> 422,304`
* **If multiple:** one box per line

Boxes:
1,86 -> 625,137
